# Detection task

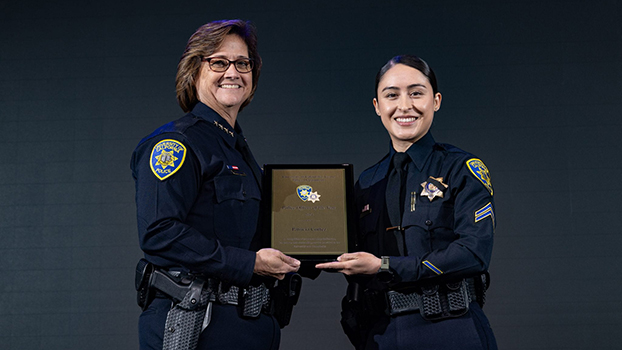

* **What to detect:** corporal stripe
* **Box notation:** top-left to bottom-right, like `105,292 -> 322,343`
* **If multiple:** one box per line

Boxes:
475,202 -> 495,225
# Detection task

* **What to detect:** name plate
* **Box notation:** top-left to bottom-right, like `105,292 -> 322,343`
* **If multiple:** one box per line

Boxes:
263,164 -> 355,262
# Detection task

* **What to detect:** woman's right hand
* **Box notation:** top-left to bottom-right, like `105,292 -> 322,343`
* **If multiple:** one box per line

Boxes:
254,248 -> 301,280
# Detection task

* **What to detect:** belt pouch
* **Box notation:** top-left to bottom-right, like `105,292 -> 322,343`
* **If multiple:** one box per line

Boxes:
387,290 -> 419,316
418,285 -> 443,320
418,280 -> 471,321
241,284 -> 270,318
445,280 -> 470,317
135,259 -> 155,310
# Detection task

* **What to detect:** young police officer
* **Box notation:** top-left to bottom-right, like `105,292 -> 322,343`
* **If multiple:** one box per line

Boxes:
317,55 -> 498,350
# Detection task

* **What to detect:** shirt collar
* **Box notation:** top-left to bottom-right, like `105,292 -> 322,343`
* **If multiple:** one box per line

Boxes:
190,102 -> 245,147
388,132 -> 436,171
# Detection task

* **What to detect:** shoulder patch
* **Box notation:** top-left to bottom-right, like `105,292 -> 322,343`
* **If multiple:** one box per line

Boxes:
466,158 -> 493,195
149,139 -> 187,180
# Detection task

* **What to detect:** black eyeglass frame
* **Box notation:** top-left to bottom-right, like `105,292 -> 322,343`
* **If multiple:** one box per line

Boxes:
201,57 -> 254,73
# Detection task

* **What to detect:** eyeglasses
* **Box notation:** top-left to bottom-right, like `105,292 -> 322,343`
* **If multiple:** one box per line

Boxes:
201,57 -> 254,73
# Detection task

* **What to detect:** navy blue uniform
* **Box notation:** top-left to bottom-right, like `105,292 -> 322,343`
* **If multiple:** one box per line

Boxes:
131,102 -> 279,350
349,132 -> 497,349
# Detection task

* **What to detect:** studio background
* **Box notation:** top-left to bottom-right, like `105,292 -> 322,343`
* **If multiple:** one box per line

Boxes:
1,1 -> 620,349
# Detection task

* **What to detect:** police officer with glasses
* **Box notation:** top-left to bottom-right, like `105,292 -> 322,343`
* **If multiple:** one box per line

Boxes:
131,19 -> 300,350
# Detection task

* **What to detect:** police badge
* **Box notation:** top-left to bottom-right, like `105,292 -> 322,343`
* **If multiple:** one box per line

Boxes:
420,176 -> 448,201
296,185 -> 321,203
150,139 -> 187,180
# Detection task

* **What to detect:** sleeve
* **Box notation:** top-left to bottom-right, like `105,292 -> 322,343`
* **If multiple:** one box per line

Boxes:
390,157 -> 495,283
131,135 -> 256,287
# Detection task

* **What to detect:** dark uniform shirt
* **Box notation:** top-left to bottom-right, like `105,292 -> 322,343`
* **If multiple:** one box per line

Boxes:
132,102 -> 282,350
347,132 -> 497,350
355,131 -> 495,285
131,102 -> 262,287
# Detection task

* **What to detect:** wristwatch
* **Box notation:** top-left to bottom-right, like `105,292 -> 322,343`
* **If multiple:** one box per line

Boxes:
377,256 -> 393,282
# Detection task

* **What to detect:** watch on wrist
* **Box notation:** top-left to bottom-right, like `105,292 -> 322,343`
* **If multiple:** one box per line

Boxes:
380,256 -> 390,271
377,256 -> 393,282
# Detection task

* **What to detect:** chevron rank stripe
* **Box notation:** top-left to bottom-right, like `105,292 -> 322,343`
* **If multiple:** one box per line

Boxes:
475,202 -> 495,225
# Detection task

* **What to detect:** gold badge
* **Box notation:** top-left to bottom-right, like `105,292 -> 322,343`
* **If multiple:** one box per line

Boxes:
420,176 -> 448,201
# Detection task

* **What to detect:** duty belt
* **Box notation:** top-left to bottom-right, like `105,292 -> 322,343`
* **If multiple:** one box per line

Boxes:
135,259 -> 302,331
362,277 -> 485,321
159,270 -> 271,314
388,279 -> 476,316
135,259 -> 281,350
138,264 -> 271,316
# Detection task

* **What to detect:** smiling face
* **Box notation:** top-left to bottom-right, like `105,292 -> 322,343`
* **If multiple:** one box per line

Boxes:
373,63 -> 442,152
195,34 -> 252,126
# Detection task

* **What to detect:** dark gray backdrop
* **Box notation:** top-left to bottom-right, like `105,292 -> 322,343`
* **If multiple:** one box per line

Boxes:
1,1 -> 621,349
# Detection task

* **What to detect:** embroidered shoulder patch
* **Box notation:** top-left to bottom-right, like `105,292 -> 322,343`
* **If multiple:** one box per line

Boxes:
149,139 -> 187,180
466,158 -> 493,195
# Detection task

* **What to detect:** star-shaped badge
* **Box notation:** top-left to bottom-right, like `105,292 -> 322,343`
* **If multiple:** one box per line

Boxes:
156,150 -> 178,169
308,191 -> 321,203
420,176 -> 448,201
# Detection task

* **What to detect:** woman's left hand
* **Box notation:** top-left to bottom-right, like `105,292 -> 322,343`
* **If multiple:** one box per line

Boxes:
315,252 -> 381,275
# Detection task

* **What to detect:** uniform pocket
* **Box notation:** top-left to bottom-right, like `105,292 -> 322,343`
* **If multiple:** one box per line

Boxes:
214,175 -> 260,203
402,201 -> 454,230
212,175 -> 261,246
428,202 -> 454,230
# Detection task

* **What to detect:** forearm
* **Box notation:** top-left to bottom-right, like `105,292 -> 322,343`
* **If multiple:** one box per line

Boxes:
139,218 -> 256,286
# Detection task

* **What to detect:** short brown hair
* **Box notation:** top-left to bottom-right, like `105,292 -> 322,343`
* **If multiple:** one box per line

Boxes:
176,19 -> 262,113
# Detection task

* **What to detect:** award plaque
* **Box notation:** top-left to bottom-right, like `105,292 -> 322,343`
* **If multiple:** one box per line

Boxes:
263,164 -> 355,262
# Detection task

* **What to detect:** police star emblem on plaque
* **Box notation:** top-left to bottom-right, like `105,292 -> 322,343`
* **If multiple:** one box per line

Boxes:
296,185 -> 321,203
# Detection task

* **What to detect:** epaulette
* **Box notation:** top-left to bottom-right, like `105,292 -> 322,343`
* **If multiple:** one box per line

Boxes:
137,114 -> 201,147
437,143 -> 468,155
436,143 -> 478,164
